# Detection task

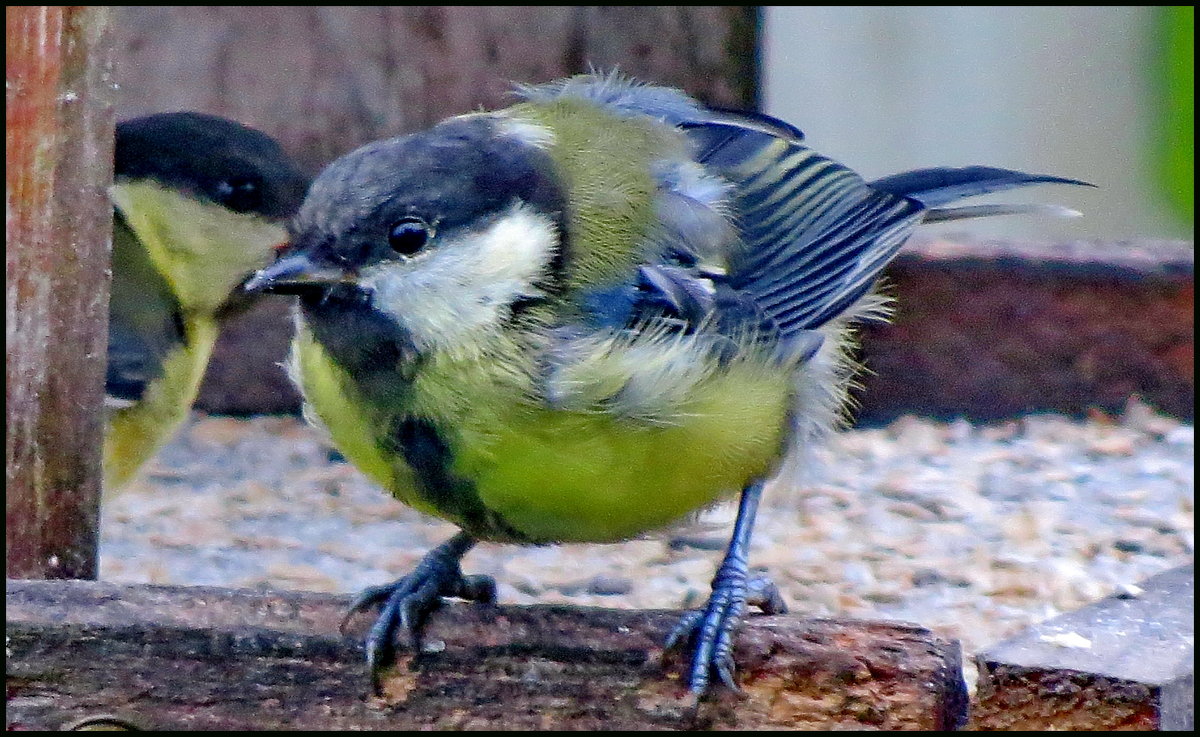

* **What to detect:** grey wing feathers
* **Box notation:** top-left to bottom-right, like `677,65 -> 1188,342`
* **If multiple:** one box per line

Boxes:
106,214 -> 186,406
524,73 -> 921,338
869,166 -> 1093,223
106,316 -> 181,405
687,133 -> 1093,337
687,122 -> 924,336
524,74 -> 1088,342
869,166 -> 1092,207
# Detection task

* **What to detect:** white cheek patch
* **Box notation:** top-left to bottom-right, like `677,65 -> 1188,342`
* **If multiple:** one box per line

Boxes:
469,206 -> 557,286
364,204 -> 559,354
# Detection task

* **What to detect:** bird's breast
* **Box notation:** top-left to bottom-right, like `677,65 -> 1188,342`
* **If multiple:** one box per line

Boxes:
443,360 -> 795,543
104,316 -> 218,490
295,310 -> 795,543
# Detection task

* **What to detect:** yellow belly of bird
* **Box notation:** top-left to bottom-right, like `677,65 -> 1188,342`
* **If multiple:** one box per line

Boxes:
295,328 -> 794,543
103,318 -> 217,491
455,383 -> 791,542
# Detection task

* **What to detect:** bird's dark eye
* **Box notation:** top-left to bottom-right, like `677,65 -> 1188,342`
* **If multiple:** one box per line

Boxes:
215,174 -> 263,213
388,217 -> 432,256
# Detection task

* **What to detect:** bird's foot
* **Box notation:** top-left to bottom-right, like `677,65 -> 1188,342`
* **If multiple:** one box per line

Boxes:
339,533 -> 494,692
665,570 -> 787,699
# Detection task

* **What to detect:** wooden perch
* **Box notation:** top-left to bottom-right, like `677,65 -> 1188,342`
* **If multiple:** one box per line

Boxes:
6,580 -> 967,730
970,563 -> 1194,731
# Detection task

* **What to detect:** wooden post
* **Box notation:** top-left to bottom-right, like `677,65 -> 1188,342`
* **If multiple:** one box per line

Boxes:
5,6 -> 115,580
857,237 -> 1194,423
112,6 -> 759,173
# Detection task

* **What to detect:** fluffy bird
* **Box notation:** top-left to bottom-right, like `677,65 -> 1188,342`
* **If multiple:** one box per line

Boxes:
105,113 -> 309,490
246,73 -> 1087,696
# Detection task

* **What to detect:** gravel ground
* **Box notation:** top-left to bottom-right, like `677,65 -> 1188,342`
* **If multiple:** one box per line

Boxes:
100,399 -> 1193,689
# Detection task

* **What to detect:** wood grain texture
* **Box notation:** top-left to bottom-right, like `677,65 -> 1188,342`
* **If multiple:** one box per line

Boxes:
5,6 -> 115,579
6,579 -> 967,731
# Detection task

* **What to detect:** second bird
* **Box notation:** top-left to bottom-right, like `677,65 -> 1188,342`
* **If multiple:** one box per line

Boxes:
246,73 -> 1088,697
105,113 -> 309,490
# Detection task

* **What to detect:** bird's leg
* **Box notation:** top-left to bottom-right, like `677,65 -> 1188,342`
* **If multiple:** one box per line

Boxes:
664,481 -> 787,697
340,530 -> 495,692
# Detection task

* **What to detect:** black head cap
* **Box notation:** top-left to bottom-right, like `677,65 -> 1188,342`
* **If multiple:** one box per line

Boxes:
115,112 -> 310,219
289,115 -> 567,270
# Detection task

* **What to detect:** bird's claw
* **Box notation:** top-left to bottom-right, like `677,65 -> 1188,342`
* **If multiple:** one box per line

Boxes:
340,535 -> 493,692
665,573 -> 787,698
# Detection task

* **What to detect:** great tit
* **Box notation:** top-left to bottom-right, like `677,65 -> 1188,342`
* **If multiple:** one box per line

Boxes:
105,112 -> 309,490
245,73 -> 1088,697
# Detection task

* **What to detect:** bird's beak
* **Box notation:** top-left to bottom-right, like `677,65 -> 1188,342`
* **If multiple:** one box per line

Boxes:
243,252 -> 353,294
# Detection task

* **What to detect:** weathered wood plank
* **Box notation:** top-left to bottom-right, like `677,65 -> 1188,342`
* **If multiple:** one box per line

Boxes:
858,238 -> 1194,424
6,579 -> 967,730
970,564 -> 1194,730
5,6 -> 115,579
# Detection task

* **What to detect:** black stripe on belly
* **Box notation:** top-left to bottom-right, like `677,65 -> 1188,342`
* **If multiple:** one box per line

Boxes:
301,288 -> 530,542
301,286 -> 419,402
389,417 -> 528,542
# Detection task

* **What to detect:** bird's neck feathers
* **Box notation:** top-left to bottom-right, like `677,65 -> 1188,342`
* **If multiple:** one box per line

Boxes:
504,100 -> 686,292
110,180 -> 285,316
361,202 -> 560,359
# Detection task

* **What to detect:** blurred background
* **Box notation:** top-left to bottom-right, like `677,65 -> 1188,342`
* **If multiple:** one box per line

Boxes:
108,6 -> 1193,419
764,6 -> 1193,242
114,6 -> 1194,241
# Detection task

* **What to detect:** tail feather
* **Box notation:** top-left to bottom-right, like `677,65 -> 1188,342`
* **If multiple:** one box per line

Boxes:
869,166 -> 1093,207
923,202 -> 1083,223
